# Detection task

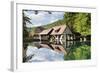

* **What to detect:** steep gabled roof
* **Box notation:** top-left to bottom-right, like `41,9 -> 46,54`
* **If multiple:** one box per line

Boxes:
51,24 -> 72,35
39,28 -> 53,35
64,25 -> 72,34
51,25 -> 66,35
38,24 -> 72,35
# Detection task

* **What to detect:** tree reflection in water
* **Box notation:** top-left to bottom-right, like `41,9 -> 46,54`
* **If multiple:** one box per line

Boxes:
23,40 -> 91,62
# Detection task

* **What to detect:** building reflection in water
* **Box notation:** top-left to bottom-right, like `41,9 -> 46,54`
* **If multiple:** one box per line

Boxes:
23,40 -> 78,62
23,40 -> 90,62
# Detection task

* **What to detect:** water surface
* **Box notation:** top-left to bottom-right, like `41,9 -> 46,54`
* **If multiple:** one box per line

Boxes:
23,41 -> 91,62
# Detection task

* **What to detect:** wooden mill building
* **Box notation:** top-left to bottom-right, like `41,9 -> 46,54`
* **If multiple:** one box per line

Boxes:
32,24 -> 74,42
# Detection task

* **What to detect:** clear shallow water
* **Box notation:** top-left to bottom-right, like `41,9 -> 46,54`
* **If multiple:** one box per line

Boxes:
23,41 -> 91,62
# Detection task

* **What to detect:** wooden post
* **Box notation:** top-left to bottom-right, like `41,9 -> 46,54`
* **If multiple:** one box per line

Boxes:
65,34 -> 67,48
39,34 -> 41,43
71,35 -> 72,40
67,35 -> 70,41
83,37 -> 86,42
80,37 -> 82,42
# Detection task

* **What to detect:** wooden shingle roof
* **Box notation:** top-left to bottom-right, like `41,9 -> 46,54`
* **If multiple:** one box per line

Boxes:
39,28 -> 53,35
39,24 -> 72,35
51,25 -> 66,35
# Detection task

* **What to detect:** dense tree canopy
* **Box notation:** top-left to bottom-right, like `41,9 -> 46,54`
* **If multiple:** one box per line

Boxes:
74,13 -> 91,36
64,12 -> 91,36
64,12 -> 77,31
